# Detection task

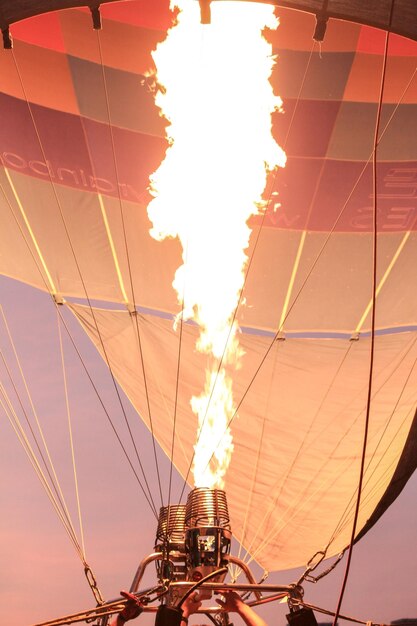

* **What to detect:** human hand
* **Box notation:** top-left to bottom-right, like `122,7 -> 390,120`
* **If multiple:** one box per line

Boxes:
118,590 -> 144,622
215,590 -> 245,614
182,591 -> 203,618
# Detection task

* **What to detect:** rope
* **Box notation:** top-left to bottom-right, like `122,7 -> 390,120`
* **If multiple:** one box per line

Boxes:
282,41 -> 317,150
2,158 -> 158,516
0,310 -> 84,555
0,305 -> 107,602
247,335 -> 414,563
62,306 -> 159,518
57,309 -> 86,557
234,410 -> 268,576
0,384 -> 84,559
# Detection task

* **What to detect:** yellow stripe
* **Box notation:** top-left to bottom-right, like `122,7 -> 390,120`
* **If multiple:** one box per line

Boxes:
4,167 -> 57,294
279,230 -> 307,329
97,193 -> 130,305
355,231 -> 411,333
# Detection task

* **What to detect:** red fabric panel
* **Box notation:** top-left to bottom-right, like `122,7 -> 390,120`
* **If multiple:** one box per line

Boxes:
100,0 -> 174,31
357,26 -> 417,55
11,11 -> 66,52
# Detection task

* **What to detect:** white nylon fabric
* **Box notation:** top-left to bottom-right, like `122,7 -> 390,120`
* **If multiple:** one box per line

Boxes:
68,302 -> 417,570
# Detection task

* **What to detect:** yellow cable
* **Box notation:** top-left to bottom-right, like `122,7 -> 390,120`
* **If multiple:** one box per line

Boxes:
355,231 -> 411,333
4,167 -> 57,295
97,192 -> 130,305
279,230 -> 307,330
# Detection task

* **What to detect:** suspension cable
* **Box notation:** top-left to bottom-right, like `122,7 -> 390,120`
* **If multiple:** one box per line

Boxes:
0,305 -> 107,602
331,12 -> 393,624
57,309 -> 86,557
0,306 -> 80,546
0,384 -> 84,559
63,305 -> 159,518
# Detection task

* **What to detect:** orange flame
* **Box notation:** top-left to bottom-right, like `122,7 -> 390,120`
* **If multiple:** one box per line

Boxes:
148,0 -> 286,488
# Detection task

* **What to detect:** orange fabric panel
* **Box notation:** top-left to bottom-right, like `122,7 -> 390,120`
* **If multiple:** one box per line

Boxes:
343,52 -> 417,103
60,9 -> 167,75
11,40 -> 79,114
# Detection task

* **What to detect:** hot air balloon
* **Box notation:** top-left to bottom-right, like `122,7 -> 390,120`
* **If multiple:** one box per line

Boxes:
0,1 -> 416,625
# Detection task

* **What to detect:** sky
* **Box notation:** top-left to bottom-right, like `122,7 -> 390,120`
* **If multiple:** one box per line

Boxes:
0,276 -> 416,626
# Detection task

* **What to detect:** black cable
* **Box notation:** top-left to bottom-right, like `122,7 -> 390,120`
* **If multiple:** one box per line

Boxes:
331,8 -> 394,624
177,567 -> 228,608
300,599 -> 372,626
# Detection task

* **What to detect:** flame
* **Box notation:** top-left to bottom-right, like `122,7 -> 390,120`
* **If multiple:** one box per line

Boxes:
147,0 -> 286,488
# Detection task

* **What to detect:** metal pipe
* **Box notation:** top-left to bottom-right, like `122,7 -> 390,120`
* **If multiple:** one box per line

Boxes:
247,593 -> 289,607
31,583 -> 294,626
226,555 -> 263,600
170,582 -> 293,593
129,552 -> 164,592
